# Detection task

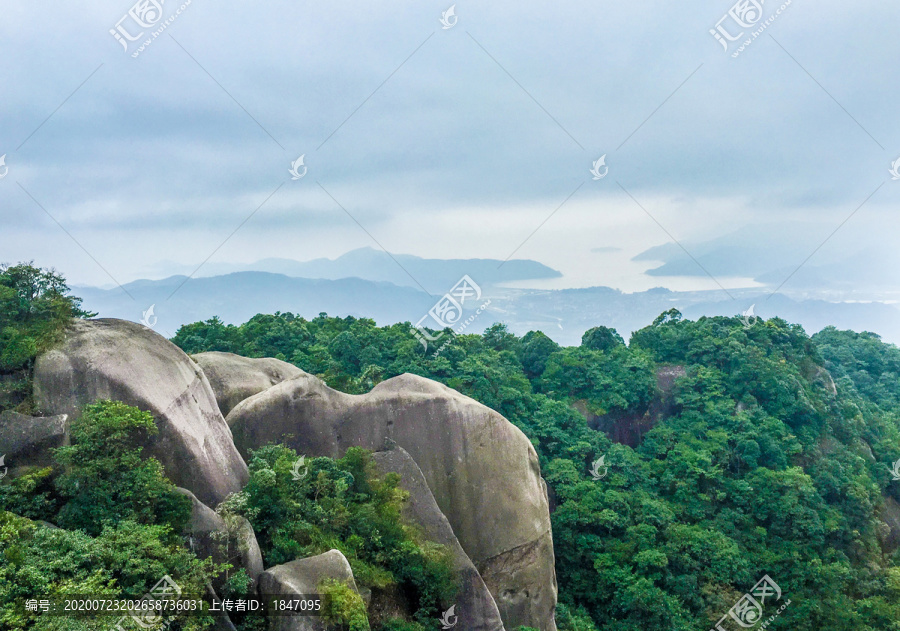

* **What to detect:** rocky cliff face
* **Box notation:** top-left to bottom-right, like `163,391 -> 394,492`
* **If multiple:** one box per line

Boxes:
259,550 -> 361,631
590,365 -> 686,447
25,318 -> 556,631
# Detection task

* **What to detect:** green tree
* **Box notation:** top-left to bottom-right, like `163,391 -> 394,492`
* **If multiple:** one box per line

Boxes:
53,400 -> 191,537
220,445 -> 457,626
519,330 -> 560,380
581,325 -> 624,353
0,263 -> 94,411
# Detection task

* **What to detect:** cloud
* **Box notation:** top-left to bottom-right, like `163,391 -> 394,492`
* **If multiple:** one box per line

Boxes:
1,0 -> 898,294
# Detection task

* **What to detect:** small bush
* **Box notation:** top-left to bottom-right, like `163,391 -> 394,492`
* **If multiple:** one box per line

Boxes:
320,578 -> 371,631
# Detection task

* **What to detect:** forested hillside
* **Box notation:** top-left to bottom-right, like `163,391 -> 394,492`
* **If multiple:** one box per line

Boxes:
174,309 -> 900,630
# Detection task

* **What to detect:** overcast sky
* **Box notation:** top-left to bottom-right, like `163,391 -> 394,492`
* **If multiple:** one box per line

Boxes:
1,0 -> 898,294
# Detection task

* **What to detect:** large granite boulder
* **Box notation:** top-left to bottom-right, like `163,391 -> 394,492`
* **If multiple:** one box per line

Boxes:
175,487 -> 264,592
373,446 -> 505,631
228,372 -> 557,631
258,549 -> 365,631
192,352 -> 303,417
0,410 -> 68,474
32,319 -> 248,507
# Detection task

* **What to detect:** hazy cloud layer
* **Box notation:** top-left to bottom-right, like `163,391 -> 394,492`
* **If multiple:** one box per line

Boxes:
1,0 -> 898,293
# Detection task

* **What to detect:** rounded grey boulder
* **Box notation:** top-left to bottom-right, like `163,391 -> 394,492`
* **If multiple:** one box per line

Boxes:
192,352 -> 303,417
228,371 -> 557,631
33,319 -> 248,507
258,549 -> 364,631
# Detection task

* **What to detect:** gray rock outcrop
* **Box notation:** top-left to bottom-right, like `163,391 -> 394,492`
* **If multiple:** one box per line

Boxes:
257,549 -> 364,631
372,447 -> 505,631
175,487 -> 264,592
228,372 -> 557,631
192,352 -> 302,416
878,496 -> 900,552
0,410 -> 68,473
33,319 -> 248,507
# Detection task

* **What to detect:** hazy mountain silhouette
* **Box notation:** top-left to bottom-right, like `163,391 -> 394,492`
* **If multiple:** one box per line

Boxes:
141,247 -> 562,294
76,273 -> 436,339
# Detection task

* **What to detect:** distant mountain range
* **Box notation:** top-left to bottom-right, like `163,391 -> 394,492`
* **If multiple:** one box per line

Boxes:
488,285 -> 900,345
139,247 -> 562,295
76,273 -> 436,340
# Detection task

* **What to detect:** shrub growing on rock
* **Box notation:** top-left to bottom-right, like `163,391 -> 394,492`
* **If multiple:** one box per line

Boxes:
53,400 -> 192,537
219,445 -> 457,626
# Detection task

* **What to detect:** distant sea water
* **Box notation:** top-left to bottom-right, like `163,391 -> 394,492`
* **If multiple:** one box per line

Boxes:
497,275 -> 763,294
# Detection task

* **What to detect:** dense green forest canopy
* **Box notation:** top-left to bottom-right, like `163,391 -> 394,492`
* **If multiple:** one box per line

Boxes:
3,265 -> 900,630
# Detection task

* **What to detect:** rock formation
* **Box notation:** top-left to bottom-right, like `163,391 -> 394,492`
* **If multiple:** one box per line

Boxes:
27,319 -> 557,630
372,446 -> 506,631
590,365 -> 685,447
32,319 -> 248,507
228,372 -> 557,631
257,549 -> 364,631
0,410 -> 68,473
191,352 -> 302,416
175,487 -> 264,592
879,496 -> 900,552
